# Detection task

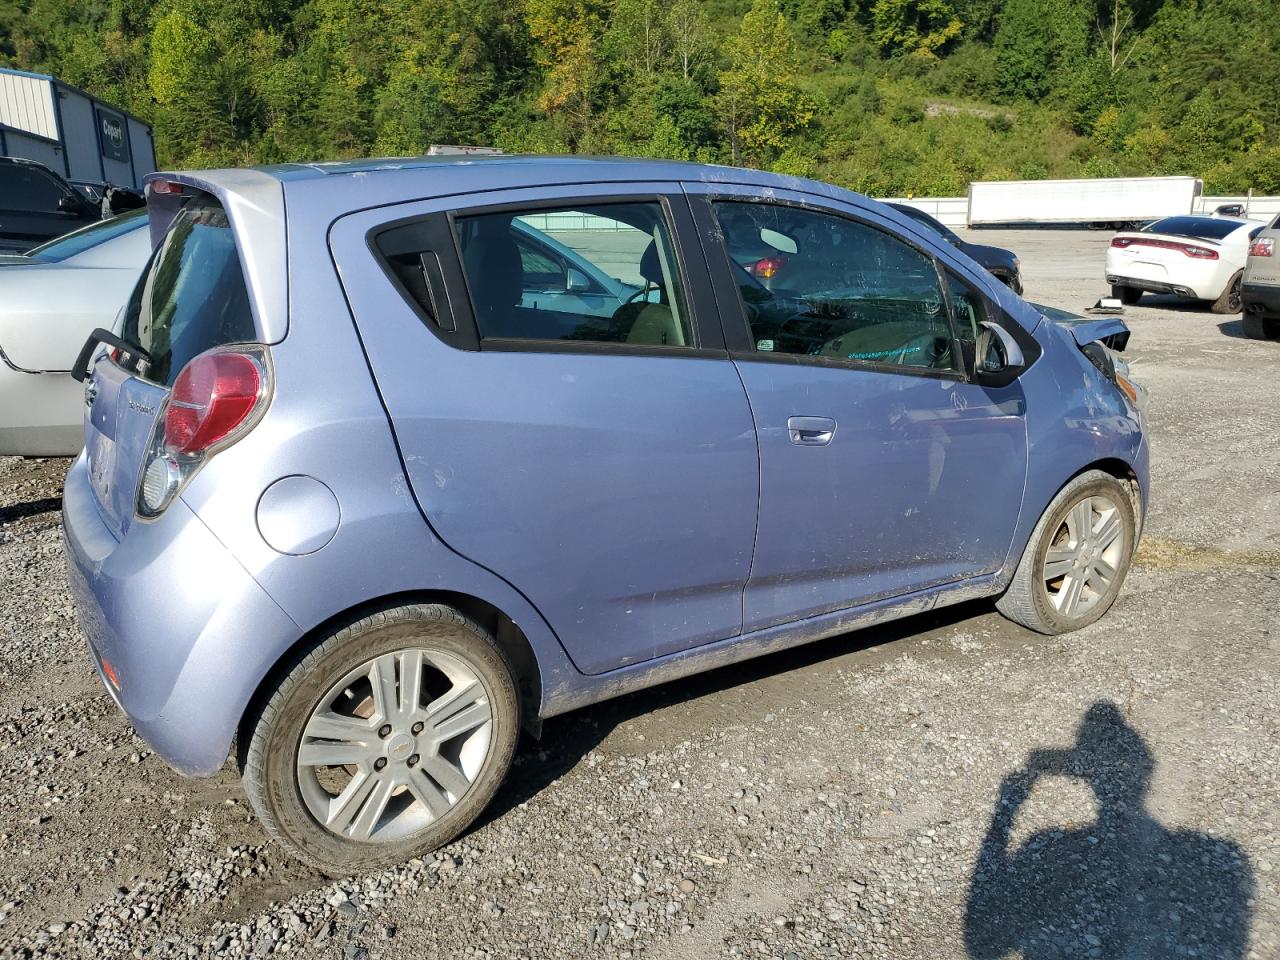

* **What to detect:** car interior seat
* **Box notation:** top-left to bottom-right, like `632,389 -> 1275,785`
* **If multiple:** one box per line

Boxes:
612,236 -> 687,347
462,217 -> 525,336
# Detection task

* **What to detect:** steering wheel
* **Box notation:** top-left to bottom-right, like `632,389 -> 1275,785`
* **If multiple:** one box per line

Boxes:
889,332 -> 951,368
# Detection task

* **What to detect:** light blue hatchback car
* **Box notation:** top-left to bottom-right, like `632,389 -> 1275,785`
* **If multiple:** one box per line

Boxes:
64,156 -> 1148,874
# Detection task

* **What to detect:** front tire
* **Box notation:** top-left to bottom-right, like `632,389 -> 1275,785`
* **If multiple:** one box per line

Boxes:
996,471 -> 1136,635
243,604 -> 520,876
1111,284 -> 1142,305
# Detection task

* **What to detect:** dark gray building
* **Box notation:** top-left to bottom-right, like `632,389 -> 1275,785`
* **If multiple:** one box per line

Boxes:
0,68 -> 156,190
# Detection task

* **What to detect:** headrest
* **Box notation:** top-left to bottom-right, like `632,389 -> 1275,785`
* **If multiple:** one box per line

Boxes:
464,224 -> 523,323
639,240 -> 665,285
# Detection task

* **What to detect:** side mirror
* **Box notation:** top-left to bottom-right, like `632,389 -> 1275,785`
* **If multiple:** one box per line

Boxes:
565,267 -> 591,293
974,321 -> 1025,382
58,194 -> 83,213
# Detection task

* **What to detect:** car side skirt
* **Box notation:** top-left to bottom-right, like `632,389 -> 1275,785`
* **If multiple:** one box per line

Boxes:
540,573 -> 998,718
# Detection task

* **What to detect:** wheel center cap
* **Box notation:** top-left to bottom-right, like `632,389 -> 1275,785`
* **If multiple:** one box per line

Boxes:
387,733 -> 415,759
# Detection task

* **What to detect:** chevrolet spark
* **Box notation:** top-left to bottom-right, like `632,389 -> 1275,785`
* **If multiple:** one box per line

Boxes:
64,157 -> 1148,874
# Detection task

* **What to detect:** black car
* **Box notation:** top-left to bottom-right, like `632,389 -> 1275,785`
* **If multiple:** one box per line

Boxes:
887,202 -> 1023,295
0,157 -> 101,253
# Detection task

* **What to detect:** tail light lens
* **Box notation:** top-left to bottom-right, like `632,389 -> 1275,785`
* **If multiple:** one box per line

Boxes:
751,256 -> 787,279
166,352 -> 262,454
1110,236 -> 1218,260
136,346 -> 271,518
1250,237 -> 1275,258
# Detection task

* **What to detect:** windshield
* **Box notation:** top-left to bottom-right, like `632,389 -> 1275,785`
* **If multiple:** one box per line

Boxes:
25,208 -> 148,262
1145,217 -> 1244,241
120,197 -> 255,385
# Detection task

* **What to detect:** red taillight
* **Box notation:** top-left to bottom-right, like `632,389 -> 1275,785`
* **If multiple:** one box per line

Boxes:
1250,237 -> 1275,258
751,256 -> 786,279
149,179 -> 185,196
1110,236 -> 1217,259
164,352 -> 262,455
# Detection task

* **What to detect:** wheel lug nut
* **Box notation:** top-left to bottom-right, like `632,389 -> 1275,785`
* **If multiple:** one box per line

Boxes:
378,724 -> 392,738
407,754 -> 419,767
374,758 -> 387,771
411,722 -> 424,735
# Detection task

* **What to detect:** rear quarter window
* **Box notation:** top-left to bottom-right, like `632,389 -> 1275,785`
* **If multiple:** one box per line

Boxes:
121,196 -> 256,385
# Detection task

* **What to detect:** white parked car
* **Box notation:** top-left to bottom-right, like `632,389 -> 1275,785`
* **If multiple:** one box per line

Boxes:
0,208 -> 149,456
1105,215 -> 1265,313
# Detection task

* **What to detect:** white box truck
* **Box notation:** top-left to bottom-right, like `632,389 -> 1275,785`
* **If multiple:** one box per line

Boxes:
0,68 -> 156,191
967,176 -> 1203,227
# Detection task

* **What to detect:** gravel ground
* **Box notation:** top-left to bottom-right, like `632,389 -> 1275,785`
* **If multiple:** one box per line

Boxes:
1,229 -> 1276,959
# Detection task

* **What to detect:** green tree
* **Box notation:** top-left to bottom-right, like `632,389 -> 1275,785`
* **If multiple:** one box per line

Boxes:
717,0 -> 816,166
871,0 -> 962,57
993,0 -> 1090,101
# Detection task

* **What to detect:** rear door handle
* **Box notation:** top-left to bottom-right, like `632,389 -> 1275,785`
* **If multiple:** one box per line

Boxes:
787,416 -> 836,446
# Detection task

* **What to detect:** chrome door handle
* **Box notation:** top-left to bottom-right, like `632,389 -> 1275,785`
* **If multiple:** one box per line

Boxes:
787,416 -> 836,445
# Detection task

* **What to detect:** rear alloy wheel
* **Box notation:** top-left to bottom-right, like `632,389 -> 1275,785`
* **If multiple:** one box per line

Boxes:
1211,270 -> 1244,314
997,470 -> 1136,635
243,605 -> 519,875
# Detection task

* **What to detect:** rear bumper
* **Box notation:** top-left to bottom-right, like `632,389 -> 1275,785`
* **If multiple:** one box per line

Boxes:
1242,282 -> 1280,317
62,453 -> 300,776
1105,274 -> 1202,299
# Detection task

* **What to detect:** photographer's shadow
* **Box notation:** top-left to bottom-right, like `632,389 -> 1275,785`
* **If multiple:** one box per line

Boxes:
964,701 -> 1253,959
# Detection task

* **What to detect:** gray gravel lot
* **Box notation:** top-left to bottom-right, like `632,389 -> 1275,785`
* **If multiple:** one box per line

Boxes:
0,228 -> 1276,959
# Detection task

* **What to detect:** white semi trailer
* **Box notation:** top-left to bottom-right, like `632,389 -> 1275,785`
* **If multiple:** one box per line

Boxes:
967,176 -> 1203,227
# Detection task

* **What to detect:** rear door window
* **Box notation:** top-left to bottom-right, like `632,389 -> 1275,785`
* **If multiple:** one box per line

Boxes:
121,196 -> 256,385
452,202 -> 694,347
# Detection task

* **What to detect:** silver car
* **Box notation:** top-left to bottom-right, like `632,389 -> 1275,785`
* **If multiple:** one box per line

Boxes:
0,208 -> 149,456
1242,212 -> 1280,340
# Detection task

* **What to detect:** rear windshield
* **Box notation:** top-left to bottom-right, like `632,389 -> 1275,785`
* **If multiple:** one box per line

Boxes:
120,196 -> 255,385
1145,217 -> 1243,241
26,207 -> 147,262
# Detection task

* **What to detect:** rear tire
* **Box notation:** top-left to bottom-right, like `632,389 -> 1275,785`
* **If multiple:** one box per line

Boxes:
243,604 -> 520,876
996,470 -> 1136,635
1242,313 -> 1280,340
1111,285 -> 1142,305
1210,270 -> 1244,314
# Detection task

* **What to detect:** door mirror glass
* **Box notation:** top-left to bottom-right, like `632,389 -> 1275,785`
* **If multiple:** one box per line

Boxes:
565,267 -> 591,292
976,320 -> 1025,374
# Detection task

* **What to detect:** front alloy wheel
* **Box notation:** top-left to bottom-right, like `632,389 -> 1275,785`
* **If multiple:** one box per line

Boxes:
996,470 -> 1137,634
1040,495 -> 1126,619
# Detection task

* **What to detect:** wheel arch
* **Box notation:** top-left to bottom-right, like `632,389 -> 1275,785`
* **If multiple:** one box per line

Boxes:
998,453 -> 1145,595
235,589 -> 544,772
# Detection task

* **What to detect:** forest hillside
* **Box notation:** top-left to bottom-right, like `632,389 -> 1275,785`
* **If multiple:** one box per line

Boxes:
1,0 -> 1277,195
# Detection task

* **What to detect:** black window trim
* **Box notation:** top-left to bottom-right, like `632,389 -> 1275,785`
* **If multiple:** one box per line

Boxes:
690,193 -> 978,384
368,191 -> 727,357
